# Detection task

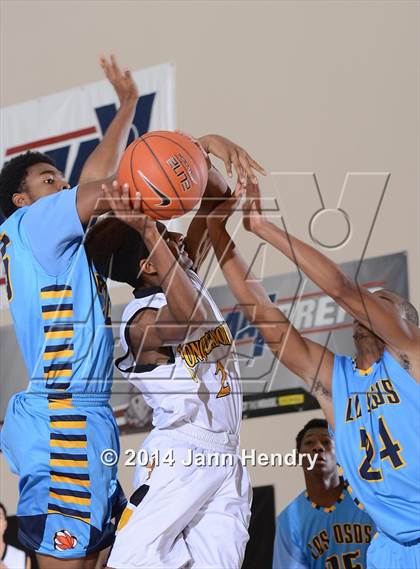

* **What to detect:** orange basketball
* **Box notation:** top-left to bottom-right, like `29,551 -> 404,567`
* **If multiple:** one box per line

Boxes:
117,131 -> 208,220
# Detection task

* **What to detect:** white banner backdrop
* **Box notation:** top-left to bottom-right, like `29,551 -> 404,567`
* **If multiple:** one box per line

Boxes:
0,62 -> 175,296
0,62 -> 175,188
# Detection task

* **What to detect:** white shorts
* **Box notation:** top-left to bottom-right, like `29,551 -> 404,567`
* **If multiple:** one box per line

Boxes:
108,423 -> 252,569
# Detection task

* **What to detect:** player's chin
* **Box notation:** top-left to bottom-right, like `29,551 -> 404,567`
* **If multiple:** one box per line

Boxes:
179,254 -> 193,270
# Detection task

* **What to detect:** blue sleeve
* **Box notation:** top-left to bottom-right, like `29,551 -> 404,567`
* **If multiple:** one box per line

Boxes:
273,510 -> 309,569
22,187 -> 84,275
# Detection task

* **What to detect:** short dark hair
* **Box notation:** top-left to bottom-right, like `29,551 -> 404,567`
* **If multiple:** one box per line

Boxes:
402,299 -> 419,326
296,418 -> 329,452
0,502 -> 6,518
85,217 -> 155,288
379,289 -> 419,327
0,151 -> 56,218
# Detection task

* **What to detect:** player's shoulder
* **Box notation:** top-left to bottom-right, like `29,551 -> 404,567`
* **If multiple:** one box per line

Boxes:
122,286 -> 166,323
332,352 -> 355,380
277,490 -> 307,526
0,207 -> 31,254
31,186 -> 79,213
333,352 -> 353,366
383,348 -> 420,381
1,206 -> 28,232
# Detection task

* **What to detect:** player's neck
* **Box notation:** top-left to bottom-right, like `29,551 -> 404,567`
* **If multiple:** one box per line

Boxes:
355,337 -> 384,369
355,348 -> 384,370
305,471 -> 343,507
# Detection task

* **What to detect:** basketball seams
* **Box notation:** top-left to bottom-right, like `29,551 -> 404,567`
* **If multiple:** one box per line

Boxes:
142,136 -> 188,216
128,138 -> 157,217
122,131 -> 206,220
127,137 -> 143,196
146,132 -> 207,190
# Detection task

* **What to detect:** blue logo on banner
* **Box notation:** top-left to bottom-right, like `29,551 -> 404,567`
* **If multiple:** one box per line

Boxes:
47,93 -> 156,187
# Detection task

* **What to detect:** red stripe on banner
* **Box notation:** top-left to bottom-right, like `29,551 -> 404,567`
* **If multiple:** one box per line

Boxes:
221,280 -> 385,314
0,277 -> 5,286
5,126 -> 97,156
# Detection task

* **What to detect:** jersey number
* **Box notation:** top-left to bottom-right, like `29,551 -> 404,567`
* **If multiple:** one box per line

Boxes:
215,361 -> 231,398
0,232 -> 13,302
326,551 -> 361,569
359,416 -> 405,482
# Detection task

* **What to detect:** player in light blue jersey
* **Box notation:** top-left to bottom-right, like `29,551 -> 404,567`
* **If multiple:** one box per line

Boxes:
273,419 -> 374,569
0,56 -> 140,569
207,182 -> 419,568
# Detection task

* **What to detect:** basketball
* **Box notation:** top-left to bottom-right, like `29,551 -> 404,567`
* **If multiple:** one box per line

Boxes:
117,130 -> 209,220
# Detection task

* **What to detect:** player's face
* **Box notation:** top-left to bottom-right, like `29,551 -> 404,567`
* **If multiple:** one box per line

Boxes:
14,162 -> 70,207
373,289 -> 405,315
164,230 -> 193,270
352,321 -> 375,342
300,428 -> 337,475
352,290 -> 404,343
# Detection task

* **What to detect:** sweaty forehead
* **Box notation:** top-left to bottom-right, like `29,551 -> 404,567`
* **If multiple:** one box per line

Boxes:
373,289 -> 401,306
26,162 -> 61,178
302,428 -> 330,442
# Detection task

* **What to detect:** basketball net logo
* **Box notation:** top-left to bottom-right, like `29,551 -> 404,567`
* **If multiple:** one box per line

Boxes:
53,529 -> 78,551
137,169 -> 171,207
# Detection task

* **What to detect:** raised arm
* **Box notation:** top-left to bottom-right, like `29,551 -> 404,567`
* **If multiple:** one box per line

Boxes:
206,186 -> 334,425
185,166 -> 231,272
79,55 -> 139,184
184,134 -> 266,272
75,56 -> 139,224
99,183 -> 207,357
245,200 -> 420,379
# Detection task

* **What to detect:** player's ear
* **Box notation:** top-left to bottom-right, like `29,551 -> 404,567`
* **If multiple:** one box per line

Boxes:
12,191 -> 31,209
139,259 -> 157,277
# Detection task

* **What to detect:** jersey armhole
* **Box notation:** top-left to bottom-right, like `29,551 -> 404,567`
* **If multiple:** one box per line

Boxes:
329,353 -> 344,436
115,307 -> 175,373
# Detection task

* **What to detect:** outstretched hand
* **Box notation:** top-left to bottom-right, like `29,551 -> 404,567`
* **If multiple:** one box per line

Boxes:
175,129 -> 212,169
101,181 -> 155,234
198,134 -> 266,185
100,54 -> 139,108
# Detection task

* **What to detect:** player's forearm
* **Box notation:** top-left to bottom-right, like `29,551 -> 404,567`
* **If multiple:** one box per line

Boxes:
79,103 -> 137,183
185,166 -> 231,271
254,220 -> 349,299
141,226 -> 206,324
207,220 -> 273,323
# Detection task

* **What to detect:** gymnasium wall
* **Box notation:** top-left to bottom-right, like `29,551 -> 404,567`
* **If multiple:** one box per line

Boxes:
0,0 -> 418,515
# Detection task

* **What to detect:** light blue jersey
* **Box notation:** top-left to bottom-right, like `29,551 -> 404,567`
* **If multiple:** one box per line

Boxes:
273,488 -> 374,569
0,187 -> 113,398
0,188 -> 123,558
332,351 -> 420,545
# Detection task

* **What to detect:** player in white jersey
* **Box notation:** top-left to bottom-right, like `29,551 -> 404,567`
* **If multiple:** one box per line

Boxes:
86,140 -> 265,569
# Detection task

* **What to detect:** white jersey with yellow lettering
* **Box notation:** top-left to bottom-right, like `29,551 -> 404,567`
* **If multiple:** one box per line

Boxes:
115,270 -> 242,437
109,271 -> 251,569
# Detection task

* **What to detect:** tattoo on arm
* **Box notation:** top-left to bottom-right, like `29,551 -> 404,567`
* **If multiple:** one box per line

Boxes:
310,379 -> 332,399
399,352 -> 411,371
